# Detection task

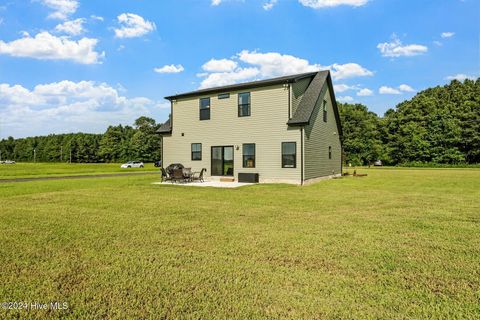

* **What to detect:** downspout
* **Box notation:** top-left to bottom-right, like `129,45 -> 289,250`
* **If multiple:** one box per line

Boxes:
160,135 -> 163,169
288,83 -> 291,119
300,126 -> 304,185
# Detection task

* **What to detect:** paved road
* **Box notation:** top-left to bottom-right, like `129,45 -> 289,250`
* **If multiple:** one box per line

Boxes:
0,172 -> 159,183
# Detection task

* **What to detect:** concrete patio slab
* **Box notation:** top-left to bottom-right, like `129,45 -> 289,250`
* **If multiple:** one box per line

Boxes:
152,180 -> 253,188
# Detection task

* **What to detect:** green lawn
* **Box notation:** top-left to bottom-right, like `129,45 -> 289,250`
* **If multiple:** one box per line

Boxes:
0,162 -> 158,179
0,168 -> 479,319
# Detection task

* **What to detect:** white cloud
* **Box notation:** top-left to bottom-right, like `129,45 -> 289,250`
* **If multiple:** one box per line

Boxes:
337,96 -> 354,103
399,84 -> 415,92
377,35 -> 428,57
211,0 -> 222,5
441,32 -> 455,38
54,18 -> 86,36
0,31 -> 104,64
238,50 -> 321,77
379,86 -> 401,95
199,68 -> 260,89
0,80 -> 164,138
433,40 -> 443,47
39,0 -> 78,20
298,0 -> 369,9
154,64 -> 184,73
263,0 -> 278,10
202,58 -> 238,72
114,13 -> 156,38
197,50 -> 372,89
90,15 -> 104,22
334,84 -> 355,92
445,74 -> 476,81
357,88 -> 373,96
329,63 -> 373,80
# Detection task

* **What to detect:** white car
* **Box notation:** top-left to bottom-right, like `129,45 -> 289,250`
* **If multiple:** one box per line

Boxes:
120,161 -> 144,168
2,160 -> 16,164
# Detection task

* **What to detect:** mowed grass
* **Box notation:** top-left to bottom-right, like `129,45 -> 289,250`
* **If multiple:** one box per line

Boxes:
0,168 -> 479,319
0,162 -> 158,179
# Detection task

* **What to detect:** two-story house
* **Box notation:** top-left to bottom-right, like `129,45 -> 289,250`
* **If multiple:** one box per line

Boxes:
157,70 -> 342,185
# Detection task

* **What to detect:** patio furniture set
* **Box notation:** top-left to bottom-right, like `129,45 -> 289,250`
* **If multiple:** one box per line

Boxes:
161,163 -> 206,183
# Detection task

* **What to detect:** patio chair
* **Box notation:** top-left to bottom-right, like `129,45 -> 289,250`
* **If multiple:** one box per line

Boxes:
183,167 -> 193,182
192,168 -> 206,183
160,167 -> 171,182
171,168 -> 185,183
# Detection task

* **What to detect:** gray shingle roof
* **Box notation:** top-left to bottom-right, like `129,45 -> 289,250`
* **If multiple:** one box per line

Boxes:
164,71 -> 319,100
287,70 -> 342,136
288,71 -> 329,125
157,118 -> 171,133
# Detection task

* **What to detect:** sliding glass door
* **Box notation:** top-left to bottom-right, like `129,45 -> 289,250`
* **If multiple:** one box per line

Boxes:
211,146 -> 234,176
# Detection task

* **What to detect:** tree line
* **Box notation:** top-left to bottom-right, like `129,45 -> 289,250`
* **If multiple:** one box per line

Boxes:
0,117 -> 161,163
1,79 -> 478,165
339,78 -> 480,165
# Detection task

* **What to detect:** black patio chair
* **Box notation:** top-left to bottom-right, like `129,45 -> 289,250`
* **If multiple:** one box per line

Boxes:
193,168 -> 206,183
160,167 -> 171,182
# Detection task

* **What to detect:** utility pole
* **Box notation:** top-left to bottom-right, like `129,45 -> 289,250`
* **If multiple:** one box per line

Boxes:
70,149 -> 72,163
60,146 -> 63,162
33,148 -> 36,163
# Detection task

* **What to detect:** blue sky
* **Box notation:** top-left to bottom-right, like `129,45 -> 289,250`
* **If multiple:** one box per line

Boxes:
0,0 -> 478,138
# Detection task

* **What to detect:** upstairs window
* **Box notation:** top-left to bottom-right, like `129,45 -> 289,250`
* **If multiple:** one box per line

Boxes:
200,98 -> 210,120
191,143 -> 202,160
242,144 -> 256,168
323,99 -> 327,122
282,142 -> 296,168
238,92 -> 251,117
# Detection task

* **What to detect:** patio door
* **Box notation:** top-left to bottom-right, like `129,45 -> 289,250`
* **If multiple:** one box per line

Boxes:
211,146 -> 234,176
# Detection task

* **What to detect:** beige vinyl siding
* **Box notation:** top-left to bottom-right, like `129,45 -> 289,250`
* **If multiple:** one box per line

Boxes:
291,77 -> 312,117
304,85 -> 342,180
163,84 -> 302,183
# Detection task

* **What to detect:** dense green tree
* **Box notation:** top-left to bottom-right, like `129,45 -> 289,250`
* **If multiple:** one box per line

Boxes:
338,103 -> 385,166
131,116 -> 161,162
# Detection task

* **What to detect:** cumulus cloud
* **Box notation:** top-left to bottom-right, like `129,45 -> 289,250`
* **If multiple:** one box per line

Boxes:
445,74 -> 476,81
441,32 -> 455,38
0,32 -> 104,64
379,84 -> 415,94
154,64 -> 184,73
202,58 -> 238,72
54,18 -> 86,36
211,0 -> 222,5
197,50 -> 372,89
114,13 -> 156,38
357,88 -> 373,96
199,68 -> 260,89
329,63 -> 373,80
399,84 -> 415,92
238,50 -> 322,77
263,0 -> 278,10
377,35 -> 428,57
379,86 -> 401,95
298,0 -> 369,9
0,80 -> 165,138
39,0 -> 78,20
